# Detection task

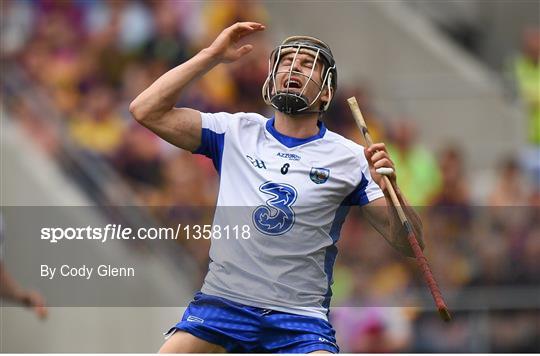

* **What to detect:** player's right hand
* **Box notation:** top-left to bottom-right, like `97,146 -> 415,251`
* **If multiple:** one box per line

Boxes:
206,22 -> 265,63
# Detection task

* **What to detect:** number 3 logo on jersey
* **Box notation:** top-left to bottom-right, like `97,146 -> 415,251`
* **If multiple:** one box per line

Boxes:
252,181 -> 297,236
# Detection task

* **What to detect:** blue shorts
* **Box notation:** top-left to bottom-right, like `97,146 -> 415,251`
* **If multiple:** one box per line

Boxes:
166,292 -> 339,353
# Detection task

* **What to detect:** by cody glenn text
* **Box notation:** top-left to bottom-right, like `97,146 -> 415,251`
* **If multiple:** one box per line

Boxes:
41,264 -> 135,280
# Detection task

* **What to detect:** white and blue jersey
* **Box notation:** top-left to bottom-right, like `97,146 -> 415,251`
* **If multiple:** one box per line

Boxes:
193,112 -> 384,321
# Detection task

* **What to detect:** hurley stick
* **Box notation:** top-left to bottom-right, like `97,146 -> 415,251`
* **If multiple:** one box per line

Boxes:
347,97 -> 451,322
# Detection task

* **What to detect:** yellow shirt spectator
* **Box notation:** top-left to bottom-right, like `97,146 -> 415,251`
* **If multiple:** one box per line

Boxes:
69,113 -> 125,156
514,56 -> 540,145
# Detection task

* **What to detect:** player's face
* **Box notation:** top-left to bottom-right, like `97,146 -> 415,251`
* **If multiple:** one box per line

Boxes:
274,50 -> 330,109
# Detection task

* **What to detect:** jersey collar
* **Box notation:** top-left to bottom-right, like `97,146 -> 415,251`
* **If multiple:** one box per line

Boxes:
265,117 -> 327,148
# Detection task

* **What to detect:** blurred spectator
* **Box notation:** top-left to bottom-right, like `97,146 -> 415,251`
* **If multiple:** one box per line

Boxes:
229,40 -> 270,113
488,157 -> 530,206
414,313 -> 471,352
166,2 -> 205,44
387,120 -> 442,206
69,84 -> 126,158
514,225 -> 540,285
429,145 -> 471,232
9,97 -> 60,157
116,124 -> 164,192
430,145 -> 470,207
332,307 -> 413,352
326,85 -> 388,143
490,311 -> 540,352
472,231 -> 512,285
120,62 -> 154,110
35,0 -> 85,39
201,0 -> 268,41
514,28 -> 540,187
159,152 -> 217,207
140,2 -> 189,68
84,0 -> 153,52
1,0 -> 35,57
514,28 -> 540,146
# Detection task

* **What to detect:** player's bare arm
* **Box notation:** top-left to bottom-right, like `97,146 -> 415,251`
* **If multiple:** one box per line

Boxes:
129,22 -> 265,151
361,143 -> 424,257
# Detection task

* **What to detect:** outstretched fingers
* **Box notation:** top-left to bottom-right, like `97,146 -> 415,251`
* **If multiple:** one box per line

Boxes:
229,22 -> 265,41
226,22 -> 264,61
209,22 -> 265,63
230,22 -> 265,31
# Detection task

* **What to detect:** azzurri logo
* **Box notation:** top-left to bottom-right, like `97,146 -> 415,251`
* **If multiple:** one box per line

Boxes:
277,152 -> 301,161
252,182 -> 297,236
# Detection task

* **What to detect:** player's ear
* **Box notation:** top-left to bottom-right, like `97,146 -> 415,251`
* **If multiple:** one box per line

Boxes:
320,70 -> 335,109
320,85 -> 333,108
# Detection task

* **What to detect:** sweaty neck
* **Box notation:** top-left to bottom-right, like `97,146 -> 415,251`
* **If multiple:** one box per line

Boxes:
274,111 -> 320,138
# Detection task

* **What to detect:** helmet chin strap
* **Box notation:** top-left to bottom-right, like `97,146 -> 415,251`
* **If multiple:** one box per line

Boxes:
271,92 -> 310,115
271,91 -> 327,116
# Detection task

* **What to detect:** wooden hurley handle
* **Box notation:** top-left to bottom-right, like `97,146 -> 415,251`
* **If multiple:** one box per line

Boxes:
347,97 -> 406,221
347,96 -> 451,322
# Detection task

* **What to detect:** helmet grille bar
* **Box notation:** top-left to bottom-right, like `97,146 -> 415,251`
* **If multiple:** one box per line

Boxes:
285,46 -> 302,110
299,48 -> 320,98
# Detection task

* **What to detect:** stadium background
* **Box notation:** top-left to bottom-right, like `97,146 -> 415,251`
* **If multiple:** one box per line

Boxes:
1,0 -> 539,352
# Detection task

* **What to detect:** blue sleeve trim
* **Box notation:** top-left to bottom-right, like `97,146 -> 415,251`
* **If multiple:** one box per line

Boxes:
193,128 -> 225,173
343,173 -> 369,206
322,204 -> 351,310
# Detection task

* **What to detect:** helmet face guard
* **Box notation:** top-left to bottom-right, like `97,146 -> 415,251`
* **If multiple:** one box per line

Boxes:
262,36 -> 337,116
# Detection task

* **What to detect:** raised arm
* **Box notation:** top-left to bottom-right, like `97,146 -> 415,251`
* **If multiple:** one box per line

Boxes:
129,22 -> 265,151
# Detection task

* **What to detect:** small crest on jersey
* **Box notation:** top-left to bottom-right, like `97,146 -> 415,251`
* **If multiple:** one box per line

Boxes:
310,167 -> 330,184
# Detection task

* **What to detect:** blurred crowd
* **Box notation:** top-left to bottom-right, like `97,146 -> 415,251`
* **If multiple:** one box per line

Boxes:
514,27 -> 540,184
1,0 -> 538,352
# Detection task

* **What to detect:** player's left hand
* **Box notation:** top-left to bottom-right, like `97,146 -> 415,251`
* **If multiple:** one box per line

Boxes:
364,143 -> 396,192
